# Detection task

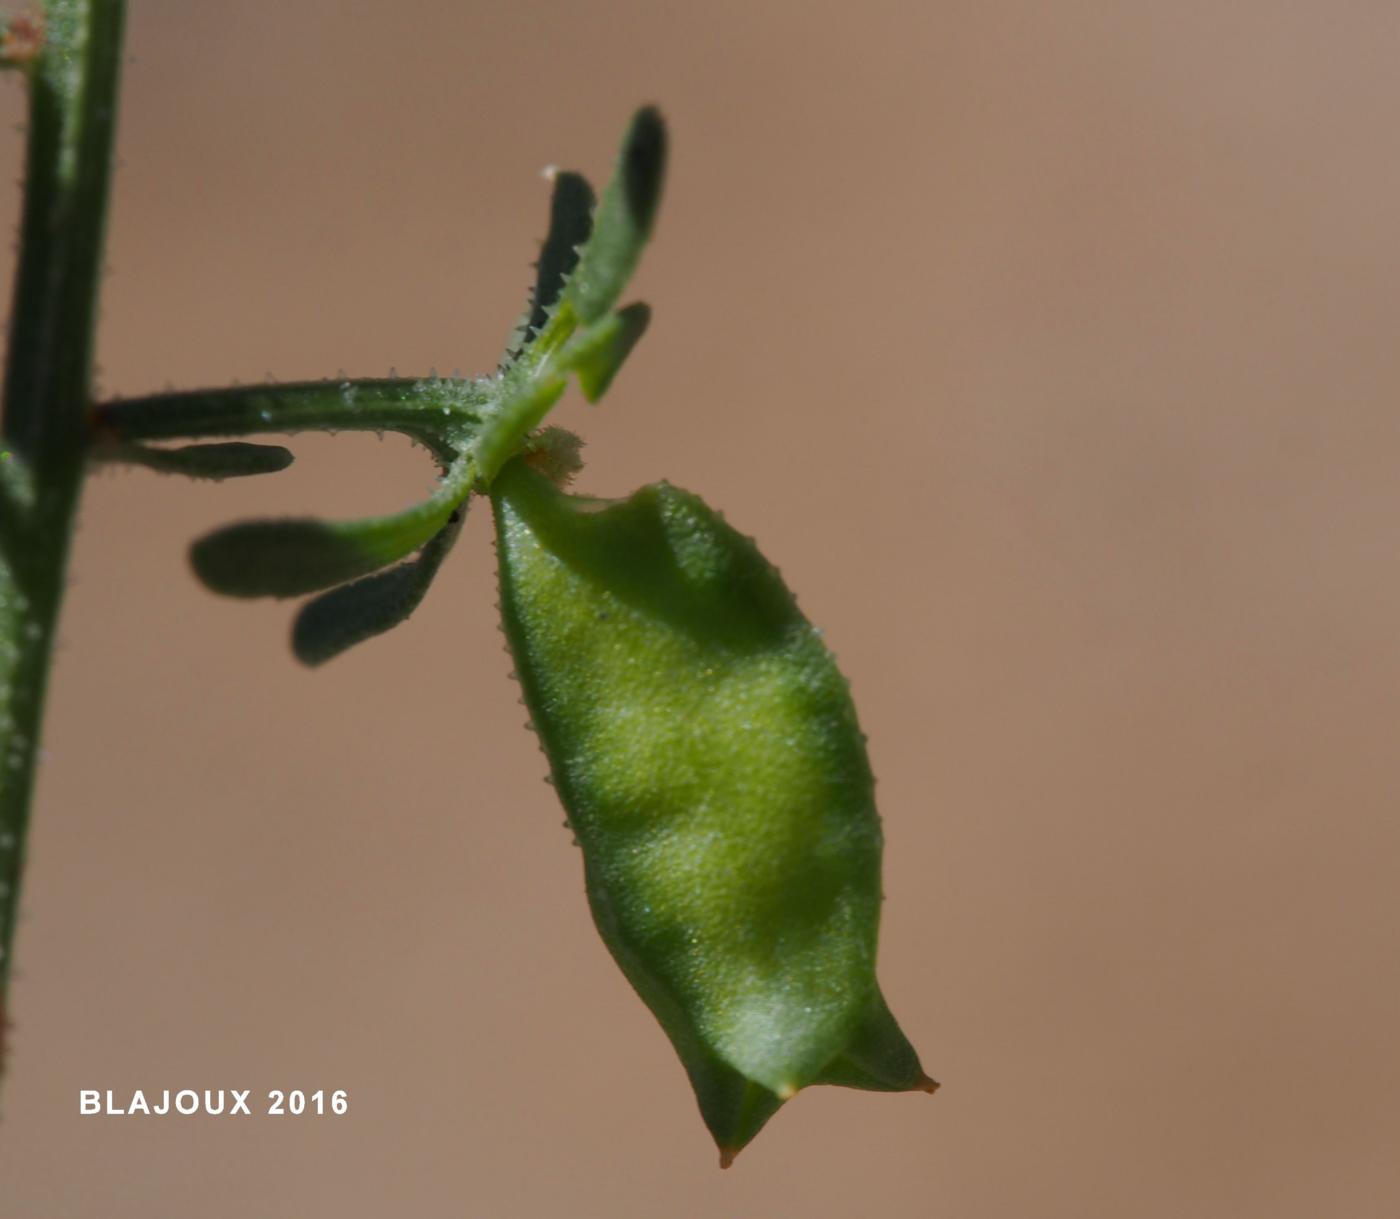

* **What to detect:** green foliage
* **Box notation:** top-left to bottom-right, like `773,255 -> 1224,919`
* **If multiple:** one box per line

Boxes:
100,440 -> 294,479
502,170 -> 594,364
3,46 -> 933,1164
192,515 -> 434,599
136,110 -> 666,655
291,516 -> 462,667
188,456 -> 473,598
565,106 -> 666,325
563,301 -> 651,402
0,0 -> 128,1056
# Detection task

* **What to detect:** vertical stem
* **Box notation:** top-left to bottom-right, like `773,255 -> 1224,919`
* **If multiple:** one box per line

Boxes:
0,0 -> 126,1071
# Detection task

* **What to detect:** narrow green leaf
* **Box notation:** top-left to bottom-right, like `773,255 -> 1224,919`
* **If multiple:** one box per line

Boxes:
566,107 -> 667,324
291,512 -> 463,666
105,441 -> 294,479
529,171 -> 595,339
562,302 -> 651,402
502,171 -> 596,365
191,503 -> 453,599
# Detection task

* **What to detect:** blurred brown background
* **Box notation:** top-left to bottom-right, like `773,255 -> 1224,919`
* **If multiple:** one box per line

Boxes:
2,0 -> 1399,1214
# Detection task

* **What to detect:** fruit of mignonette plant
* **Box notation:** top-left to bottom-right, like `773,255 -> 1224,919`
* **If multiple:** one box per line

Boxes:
0,0 -> 933,1165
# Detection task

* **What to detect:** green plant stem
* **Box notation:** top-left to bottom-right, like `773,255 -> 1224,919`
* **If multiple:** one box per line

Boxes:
0,0 -> 126,1061
95,378 -> 492,465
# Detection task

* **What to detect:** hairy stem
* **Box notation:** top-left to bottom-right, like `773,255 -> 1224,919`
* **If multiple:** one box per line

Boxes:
95,377 -> 493,465
0,0 -> 126,1067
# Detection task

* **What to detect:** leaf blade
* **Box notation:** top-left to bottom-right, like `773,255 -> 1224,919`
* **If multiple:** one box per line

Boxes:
565,107 -> 667,325
562,302 -> 651,402
102,441 -> 294,480
502,171 -> 597,366
190,470 -> 466,599
291,512 -> 463,665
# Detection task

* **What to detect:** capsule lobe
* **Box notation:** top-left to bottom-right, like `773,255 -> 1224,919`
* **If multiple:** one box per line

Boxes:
492,459 -> 929,1158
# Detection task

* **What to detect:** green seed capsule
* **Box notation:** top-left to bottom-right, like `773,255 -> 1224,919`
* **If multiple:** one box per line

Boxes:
492,457 -> 934,1163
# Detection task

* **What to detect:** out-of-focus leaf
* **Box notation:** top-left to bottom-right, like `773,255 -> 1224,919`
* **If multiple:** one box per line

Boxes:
530,172 -> 596,339
565,107 -> 666,324
291,513 -> 463,666
106,441 -> 294,479
190,499 -> 455,599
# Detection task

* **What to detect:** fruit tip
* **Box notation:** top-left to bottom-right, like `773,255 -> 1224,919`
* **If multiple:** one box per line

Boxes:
918,1074 -> 940,1095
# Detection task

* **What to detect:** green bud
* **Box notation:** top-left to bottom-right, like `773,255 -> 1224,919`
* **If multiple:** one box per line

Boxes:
492,459 -> 934,1164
